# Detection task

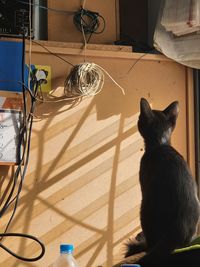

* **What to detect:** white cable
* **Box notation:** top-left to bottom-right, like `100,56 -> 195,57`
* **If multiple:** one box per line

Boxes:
64,62 -> 125,99
64,62 -> 104,98
97,64 -> 125,95
28,0 -> 32,90
81,0 -> 87,9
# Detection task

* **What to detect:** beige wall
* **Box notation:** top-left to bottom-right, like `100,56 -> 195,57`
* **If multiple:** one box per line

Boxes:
48,0 -> 118,44
0,41 -> 194,267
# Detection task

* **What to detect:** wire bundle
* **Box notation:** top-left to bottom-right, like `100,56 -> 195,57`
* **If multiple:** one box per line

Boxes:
64,62 -> 105,98
73,8 -> 105,35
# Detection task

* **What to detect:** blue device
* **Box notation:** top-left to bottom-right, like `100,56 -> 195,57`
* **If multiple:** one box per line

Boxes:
0,40 -> 29,92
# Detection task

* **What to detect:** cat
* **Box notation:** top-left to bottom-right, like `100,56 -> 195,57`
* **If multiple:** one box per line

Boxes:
125,98 -> 200,266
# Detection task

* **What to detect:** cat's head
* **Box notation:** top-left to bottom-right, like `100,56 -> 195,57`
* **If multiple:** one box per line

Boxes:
137,98 -> 179,146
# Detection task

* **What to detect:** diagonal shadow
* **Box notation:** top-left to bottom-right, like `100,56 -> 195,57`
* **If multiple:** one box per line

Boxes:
38,98 -> 96,183
2,125 -> 139,222
107,114 -> 125,266
0,166 -> 14,207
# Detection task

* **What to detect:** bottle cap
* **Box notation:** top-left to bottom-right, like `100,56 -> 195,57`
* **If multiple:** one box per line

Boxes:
60,244 -> 74,253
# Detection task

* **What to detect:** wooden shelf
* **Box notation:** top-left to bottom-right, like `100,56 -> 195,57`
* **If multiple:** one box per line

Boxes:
27,40 -> 169,61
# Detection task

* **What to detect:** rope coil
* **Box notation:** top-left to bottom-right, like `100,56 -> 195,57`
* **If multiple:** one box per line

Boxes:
64,62 -> 104,98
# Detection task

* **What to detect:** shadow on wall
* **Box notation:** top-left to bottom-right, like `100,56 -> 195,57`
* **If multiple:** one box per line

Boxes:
0,166 -> 14,207
0,81 -> 143,267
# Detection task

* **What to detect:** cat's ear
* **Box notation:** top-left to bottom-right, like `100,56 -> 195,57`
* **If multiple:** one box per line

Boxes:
140,98 -> 154,121
163,101 -> 179,125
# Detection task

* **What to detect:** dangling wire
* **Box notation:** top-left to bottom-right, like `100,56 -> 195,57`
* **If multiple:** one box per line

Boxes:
81,0 -> 87,9
0,233 -> 45,262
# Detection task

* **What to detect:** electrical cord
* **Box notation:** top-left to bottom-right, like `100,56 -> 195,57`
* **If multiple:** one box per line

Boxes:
0,83 -> 40,226
0,233 -> 45,262
0,33 -> 45,262
73,8 -> 106,43
0,80 -> 37,99
28,0 -> 32,89
3,80 -> 38,237
0,79 -> 80,103
64,62 -> 104,98
22,33 -> 27,121
0,34 -> 27,220
32,40 -> 74,67
1,89 -> 45,262
0,78 -> 39,228
73,8 -> 105,34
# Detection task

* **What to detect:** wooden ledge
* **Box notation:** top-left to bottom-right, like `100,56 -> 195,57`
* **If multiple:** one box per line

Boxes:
25,40 -> 170,62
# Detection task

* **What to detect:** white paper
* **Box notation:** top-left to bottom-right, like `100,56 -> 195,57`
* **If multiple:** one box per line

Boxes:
154,0 -> 200,69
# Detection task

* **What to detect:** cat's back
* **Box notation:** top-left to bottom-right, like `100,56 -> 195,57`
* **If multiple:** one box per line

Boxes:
140,144 -> 195,193
142,144 -> 186,167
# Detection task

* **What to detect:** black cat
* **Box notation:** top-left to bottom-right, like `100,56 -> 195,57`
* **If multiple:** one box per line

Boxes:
125,98 -> 200,266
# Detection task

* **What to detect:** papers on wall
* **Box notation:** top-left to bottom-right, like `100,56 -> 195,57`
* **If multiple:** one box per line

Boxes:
154,0 -> 200,69
161,0 -> 200,36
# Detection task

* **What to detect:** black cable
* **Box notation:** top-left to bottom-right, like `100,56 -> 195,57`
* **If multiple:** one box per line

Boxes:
0,34 -> 45,262
22,32 -> 27,124
1,78 -> 39,232
0,80 -> 36,99
0,79 -> 38,232
0,35 -> 27,218
32,40 -> 74,67
0,33 -> 27,211
73,8 -> 106,41
0,233 -> 45,262
3,82 -> 37,236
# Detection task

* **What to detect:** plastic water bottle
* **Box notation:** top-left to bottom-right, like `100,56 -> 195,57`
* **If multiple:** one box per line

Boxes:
53,244 -> 79,267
